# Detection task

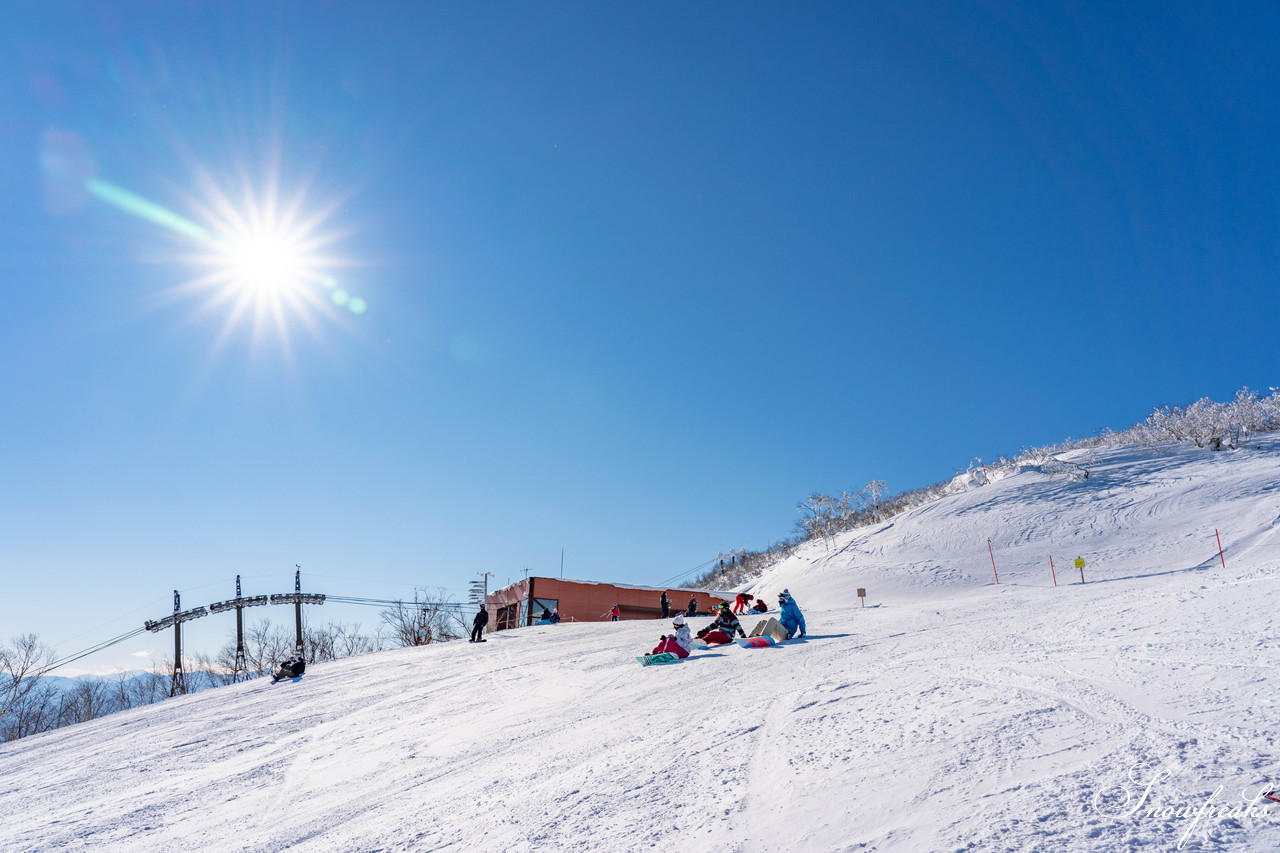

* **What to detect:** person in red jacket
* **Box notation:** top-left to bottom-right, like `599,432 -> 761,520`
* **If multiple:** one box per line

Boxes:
609,604 -> 621,622
733,593 -> 754,614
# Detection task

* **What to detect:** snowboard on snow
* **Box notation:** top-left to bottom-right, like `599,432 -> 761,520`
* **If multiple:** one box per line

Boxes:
637,652 -> 681,666
734,636 -> 777,649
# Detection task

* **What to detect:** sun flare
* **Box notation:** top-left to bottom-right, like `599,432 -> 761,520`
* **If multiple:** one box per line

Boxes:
154,164 -> 368,357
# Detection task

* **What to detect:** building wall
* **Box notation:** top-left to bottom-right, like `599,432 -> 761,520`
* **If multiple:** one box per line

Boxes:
484,577 -> 731,630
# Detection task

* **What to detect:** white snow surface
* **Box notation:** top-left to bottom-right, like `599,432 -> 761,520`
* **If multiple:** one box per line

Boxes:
6,439 -> 1280,852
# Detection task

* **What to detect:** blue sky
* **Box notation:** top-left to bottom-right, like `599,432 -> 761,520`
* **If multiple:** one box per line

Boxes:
3,1 -> 1278,670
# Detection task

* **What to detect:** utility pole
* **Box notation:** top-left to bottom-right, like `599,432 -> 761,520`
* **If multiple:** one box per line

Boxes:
144,591 -> 209,696
209,576 -> 269,681
468,571 -> 495,606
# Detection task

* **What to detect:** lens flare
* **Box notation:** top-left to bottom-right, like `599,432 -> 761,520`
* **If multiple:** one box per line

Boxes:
76,161 -> 372,365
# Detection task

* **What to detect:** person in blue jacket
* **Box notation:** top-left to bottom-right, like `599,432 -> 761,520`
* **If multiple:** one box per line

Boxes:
778,589 -> 806,639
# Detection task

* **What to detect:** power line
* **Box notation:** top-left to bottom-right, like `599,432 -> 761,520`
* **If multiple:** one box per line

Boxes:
45,627 -> 149,673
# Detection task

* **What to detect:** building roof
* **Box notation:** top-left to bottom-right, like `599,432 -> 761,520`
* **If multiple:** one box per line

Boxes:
489,576 -> 735,598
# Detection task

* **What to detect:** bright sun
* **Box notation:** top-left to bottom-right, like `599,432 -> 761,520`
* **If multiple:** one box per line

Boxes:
220,231 -> 307,293
165,167 -> 367,354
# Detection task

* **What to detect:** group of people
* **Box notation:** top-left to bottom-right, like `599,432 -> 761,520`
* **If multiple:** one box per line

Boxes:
659,592 -> 725,619
467,587 -> 807,652
648,589 -> 807,660
271,654 -> 306,682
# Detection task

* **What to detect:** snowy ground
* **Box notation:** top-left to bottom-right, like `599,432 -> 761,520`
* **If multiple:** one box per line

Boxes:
4,439 -> 1280,852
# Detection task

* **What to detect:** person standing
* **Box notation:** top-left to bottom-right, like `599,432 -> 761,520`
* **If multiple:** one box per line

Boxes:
686,596 -> 698,617
733,592 -> 753,614
660,591 -> 670,619
470,605 -> 489,642
610,603 -> 621,622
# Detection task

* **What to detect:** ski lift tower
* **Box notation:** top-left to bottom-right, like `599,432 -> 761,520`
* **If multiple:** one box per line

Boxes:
143,591 -> 209,696
269,567 -> 325,656
208,575 -> 269,681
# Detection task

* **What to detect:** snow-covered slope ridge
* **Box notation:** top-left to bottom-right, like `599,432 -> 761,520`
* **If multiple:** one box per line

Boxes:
4,438 -> 1280,852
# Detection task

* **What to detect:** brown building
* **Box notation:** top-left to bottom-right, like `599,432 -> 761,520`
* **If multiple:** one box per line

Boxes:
484,577 -> 733,631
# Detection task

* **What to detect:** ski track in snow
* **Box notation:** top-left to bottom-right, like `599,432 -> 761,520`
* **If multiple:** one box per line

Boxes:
5,439 -> 1280,851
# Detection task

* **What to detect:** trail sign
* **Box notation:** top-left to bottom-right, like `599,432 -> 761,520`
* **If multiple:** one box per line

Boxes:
857,588 -> 866,607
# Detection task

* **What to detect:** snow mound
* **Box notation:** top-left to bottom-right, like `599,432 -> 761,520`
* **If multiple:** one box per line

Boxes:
749,437 -> 1280,608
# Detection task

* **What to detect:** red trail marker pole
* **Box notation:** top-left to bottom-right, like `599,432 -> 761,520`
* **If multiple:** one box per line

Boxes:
1049,556 -> 1057,587
988,538 -> 1000,584
1216,529 -> 1227,569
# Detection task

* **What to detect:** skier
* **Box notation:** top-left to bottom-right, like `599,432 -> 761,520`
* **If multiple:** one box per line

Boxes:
701,604 -> 746,644
660,591 -> 670,619
733,592 -> 754,614
686,595 -> 698,617
470,605 -> 489,642
649,614 -> 693,659
608,603 -> 621,622
778,589 -> 806,639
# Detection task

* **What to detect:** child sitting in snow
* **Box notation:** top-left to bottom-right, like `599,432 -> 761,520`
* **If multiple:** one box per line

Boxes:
650,614 -> 693,659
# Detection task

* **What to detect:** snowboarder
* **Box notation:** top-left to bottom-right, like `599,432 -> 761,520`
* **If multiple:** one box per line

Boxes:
649,614 -> 693,659
733,592 -> 754,614
701,604 -> 747,644
660,591 -> 670,619
470,605 -> 489,642
610,604 -> 621,622
778,590 -> 806,639
271,654 -> 305,682
752,599 -> 769,614
686,596 -> 698,617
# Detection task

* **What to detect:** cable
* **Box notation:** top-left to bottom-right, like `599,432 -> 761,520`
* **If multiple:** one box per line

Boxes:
44,627 -> 150,674
656,558 -> 718,587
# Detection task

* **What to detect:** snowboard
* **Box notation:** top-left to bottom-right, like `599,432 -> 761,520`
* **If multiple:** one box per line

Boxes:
734,636 -> 777,649
637,652 -> 681,666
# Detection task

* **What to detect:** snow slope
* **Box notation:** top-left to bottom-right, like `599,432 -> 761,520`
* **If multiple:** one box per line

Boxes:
5,439 -> 1280,852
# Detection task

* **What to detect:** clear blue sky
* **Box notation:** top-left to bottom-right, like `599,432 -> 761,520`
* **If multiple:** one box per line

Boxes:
3,2 -> 1278,670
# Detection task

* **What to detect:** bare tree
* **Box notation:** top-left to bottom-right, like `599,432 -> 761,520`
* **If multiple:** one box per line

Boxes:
0,681 -> 59,742
0,634 -> 55,721
61,678 -> 112,725
380,589 -> 466,647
